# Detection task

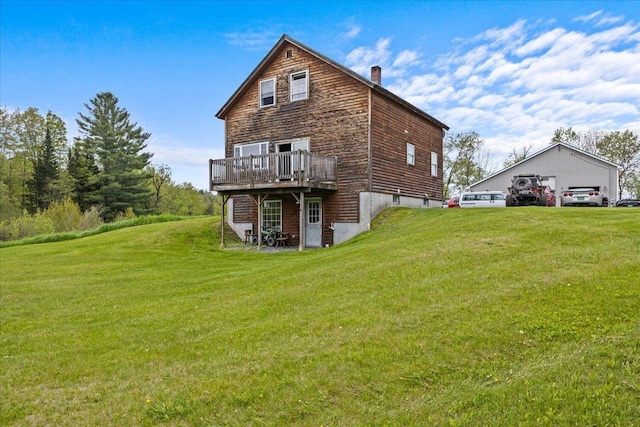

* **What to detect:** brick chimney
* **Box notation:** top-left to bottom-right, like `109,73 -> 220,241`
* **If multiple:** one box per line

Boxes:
371,65 -> 381,85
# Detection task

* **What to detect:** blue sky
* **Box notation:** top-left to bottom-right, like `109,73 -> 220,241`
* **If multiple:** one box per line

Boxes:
2,0 -> 639,190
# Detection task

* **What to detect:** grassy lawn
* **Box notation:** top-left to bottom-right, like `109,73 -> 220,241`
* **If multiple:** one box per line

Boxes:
1,207 -> 639,426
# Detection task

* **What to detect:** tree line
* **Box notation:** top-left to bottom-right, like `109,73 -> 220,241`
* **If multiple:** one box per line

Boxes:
1,92 -> 218,240
443,128 -> 640,200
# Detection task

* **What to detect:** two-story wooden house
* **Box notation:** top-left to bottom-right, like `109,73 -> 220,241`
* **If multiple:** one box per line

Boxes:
210,34 -> 449,249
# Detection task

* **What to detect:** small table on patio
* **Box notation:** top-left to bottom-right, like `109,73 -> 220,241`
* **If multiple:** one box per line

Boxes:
275,232 -> 289,247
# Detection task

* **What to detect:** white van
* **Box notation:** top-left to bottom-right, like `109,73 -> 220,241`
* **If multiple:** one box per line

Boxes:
459,191 -> 507,208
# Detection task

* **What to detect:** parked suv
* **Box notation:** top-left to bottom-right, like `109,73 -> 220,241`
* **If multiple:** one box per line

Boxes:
506,174 -> 555,207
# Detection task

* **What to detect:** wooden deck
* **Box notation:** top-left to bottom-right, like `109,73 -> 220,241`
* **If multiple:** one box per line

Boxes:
209,150 -> 338,194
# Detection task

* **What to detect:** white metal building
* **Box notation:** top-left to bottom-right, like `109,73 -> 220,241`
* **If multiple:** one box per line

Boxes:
468,143 -> 620,206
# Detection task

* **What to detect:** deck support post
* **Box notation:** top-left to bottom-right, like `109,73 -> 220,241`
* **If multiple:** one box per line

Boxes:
251,194 -> 268,250
220,195 -> 228,248
258,194 -> 263,249
299,191 -> 305,252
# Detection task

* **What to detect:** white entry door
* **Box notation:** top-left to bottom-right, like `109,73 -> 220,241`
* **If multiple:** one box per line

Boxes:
305,198 -> 322,248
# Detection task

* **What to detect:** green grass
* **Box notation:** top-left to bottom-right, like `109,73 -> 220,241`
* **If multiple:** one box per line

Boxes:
0,214 -> 191,248
1,208 -> 639,426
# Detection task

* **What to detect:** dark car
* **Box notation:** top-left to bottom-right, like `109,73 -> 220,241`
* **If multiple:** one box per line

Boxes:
615,198 -> 640,207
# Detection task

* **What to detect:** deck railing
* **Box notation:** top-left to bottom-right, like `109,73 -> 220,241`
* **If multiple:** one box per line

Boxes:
210,150 -> 337,189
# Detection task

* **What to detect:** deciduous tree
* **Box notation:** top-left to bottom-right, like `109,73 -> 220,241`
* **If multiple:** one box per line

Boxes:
503,144 -> 533,168
147,164 -> 172,212
551,127 -> 606,154
596,130 -> 640,199
443,131 -> 490,198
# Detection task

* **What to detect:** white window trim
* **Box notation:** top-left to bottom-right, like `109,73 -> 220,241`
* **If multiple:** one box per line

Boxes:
290,70 -> 309,102
306,198 -> 322,225
259,78 -> 276,108
233,141 -> 268,157
407,143 -> 415,165
431,151 -> 438,177
261,200 -> 282,232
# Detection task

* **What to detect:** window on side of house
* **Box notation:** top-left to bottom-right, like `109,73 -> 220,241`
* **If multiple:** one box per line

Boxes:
234,142 -> 269,169
290,70 -> 308,101
407,143 -> 415,165
234,142 -> 268,157
431,151 -> 438,177
393,194 -> 400,204
261,200 -> 282,231
259,78 -> 276,108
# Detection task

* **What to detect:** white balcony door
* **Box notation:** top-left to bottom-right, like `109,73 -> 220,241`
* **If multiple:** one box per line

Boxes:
305,198 -> 322,248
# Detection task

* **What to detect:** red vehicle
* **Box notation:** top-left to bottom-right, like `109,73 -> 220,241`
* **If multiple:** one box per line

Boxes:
540,185 -> 556,206
447,196 -> 460,208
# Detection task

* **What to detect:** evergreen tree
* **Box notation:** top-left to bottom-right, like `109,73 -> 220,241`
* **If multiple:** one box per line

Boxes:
27,127 -> 59,212
67,144 -> 100,212
76,92 -> 153,221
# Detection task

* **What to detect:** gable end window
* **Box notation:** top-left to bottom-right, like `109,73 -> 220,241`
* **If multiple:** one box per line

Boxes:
260,78 -> 276,108
407,143 -> 415,165
290,70 -> 308,101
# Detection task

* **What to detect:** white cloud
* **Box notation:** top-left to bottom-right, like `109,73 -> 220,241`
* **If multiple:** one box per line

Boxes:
575,10 -> 625,27
595,14 -> 625,27
343,21 -> 361,39
473,19 -> 527,49
347,14 -> 640,166
393,50 -> 420,67
346,38 -> 422,79
148,135 -> 223,169
147,135 -> 225,190
346,38 -> 392,74
515,28 -> 567,56
574,10 -> 603,23
473,94 -> 505,109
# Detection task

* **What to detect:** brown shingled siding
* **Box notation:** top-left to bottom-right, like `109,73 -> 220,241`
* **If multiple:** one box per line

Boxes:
370,92 -> 444,200
223,41 -> 370,223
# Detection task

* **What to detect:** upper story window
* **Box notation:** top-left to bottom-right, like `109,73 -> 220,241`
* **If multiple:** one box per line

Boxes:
407,143 -> 415,165
431,151 -> 438,177
290,70 -> 308,102
260,78 -> 276,108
